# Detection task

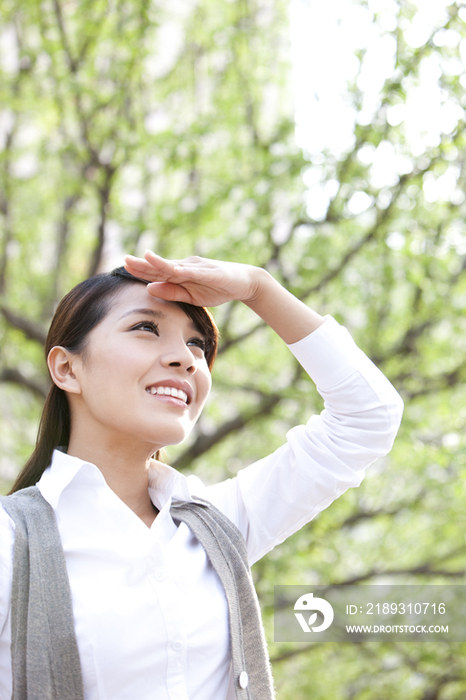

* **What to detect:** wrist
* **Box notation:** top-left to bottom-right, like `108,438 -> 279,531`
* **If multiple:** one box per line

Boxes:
243,267 -> 275,307
243,268 -> 325,343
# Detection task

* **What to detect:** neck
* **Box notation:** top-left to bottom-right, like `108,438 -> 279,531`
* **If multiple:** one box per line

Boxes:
67,433 -> 159,528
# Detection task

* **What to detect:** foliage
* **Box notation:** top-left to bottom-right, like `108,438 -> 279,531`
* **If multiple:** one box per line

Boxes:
1,0 -> 466,697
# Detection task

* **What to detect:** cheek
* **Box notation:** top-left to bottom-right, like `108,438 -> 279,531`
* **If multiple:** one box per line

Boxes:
80,347 -> 143,398
197,369 -> 212,406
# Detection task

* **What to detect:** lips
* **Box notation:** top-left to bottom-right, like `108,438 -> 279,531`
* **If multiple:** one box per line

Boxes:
145,379 -> 193,405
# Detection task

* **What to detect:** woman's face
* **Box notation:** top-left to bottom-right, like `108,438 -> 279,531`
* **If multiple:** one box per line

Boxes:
66,284 -> 212,454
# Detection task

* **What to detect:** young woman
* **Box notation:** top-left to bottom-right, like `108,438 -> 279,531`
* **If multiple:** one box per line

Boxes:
0,252 -> 403,700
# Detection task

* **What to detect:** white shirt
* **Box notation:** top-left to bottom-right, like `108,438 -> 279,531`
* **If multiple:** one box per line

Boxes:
0,317 -> 403,700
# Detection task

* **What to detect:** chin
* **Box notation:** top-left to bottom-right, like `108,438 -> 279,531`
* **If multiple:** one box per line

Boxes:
147,423 -> 193,450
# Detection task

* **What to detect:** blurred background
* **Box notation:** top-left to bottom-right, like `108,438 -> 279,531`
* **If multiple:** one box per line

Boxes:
1,0 -> 466,696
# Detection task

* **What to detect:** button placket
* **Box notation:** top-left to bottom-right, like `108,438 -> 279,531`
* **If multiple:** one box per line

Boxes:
146,553 -> 188,695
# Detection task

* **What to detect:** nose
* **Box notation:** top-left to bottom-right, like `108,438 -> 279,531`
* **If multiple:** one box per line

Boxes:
160,341 -> 197,374
168,359 -> 195,374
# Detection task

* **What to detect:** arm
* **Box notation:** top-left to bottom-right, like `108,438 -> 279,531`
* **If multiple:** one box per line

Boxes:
123,251 -> 325,343
202,318 -> 404,563
243,268 -> 324,343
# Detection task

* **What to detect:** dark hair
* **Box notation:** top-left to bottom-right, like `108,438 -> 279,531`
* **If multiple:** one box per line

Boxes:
9,267 -> 218,494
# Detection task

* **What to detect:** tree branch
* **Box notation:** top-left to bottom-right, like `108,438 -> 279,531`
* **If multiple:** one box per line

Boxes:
52,0 -> 78,72
172,391 -> 283,469
270,644 -> 321,664
0,368 -> 48,399
395,358 -> 466,400
337,490 -> 426,529
87,168 -> 115,278
1,306 -> 47,345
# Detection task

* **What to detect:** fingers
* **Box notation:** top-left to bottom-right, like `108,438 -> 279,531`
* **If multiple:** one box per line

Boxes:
124,250 -> 232,307
124,252 -> 178,281
144,253 -> 211,285
125,251 -> 188,276
125,252 -> 210,289
143,250 -> 194,275
124,254 -> 156,279
145,281 -> 193,303
124,251 -> 198,304
144,250 -> 179,271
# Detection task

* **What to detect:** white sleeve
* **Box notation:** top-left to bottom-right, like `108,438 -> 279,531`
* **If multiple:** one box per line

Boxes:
0,504 -> 14,699
0,505 -> 13,632
203,316 -> 404,565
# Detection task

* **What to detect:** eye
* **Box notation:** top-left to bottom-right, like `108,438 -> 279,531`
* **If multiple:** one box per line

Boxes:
132,321 -> 159,335
187,336 -> 207,353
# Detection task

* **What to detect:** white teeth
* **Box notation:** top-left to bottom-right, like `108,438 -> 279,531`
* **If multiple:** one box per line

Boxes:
147,386 -> 188,403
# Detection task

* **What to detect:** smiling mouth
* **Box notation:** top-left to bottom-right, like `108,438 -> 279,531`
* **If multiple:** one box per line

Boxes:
146,386 -> 189,404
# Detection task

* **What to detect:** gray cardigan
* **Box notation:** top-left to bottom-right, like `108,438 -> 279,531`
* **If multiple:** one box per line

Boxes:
1,486 -> 275,700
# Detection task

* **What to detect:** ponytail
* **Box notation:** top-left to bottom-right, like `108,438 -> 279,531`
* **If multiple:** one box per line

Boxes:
9,385 -> 70,493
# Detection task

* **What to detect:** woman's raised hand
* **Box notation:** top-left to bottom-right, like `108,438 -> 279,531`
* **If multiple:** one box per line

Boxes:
125,250 -> 324,343
124,251 -> 263,307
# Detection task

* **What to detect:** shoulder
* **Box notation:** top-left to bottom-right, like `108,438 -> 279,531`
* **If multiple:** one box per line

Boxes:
185,473 -> 247,539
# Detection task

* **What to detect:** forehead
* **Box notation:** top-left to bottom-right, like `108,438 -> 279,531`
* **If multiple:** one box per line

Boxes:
106,284 -> 195,328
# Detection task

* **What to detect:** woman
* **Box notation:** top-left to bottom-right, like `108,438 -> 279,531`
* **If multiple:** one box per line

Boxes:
0,251 -> 403,700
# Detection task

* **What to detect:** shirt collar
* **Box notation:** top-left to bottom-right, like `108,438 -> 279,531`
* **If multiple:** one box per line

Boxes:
147,458 -> 195,510
37,449 -> 198,511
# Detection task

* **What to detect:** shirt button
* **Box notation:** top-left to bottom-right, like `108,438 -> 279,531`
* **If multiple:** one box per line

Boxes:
239,671 -> 248,689
172,640 -> 183,652
154,568 -> 166,582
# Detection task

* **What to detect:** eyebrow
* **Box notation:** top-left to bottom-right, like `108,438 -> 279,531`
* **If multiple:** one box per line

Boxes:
118,307 -> 200,333
118,308 -> 166,321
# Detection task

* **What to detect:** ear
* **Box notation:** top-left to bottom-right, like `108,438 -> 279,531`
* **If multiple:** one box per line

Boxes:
47,346 -> 82,395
